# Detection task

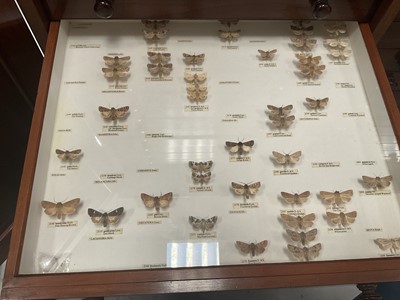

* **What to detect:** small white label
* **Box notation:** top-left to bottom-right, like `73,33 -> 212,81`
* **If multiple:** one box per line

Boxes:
229,210 -> 247,214
189,232 -> 217,239
342,112 -> 365,117
297,81 -> 321,86
366,228 -> 383,232
299,117 -> 319,121
359,190 -> 392,196
280,209 -> 306,216
69,44 -> 101,48
189,186 -> 213,192
145,77 -> 173,82
232,202 -> 259,209
108,84 -> 128,89
273,169 -> 299,175
147,212 -> 169,219
304,112 -> 327,117
48,221 -> 78,228
102,125 -> 128,132
60,165 -> 79,171
137,169 -> 159,173
229,156 -> 251,162
258,63 -> 277,68
356,160 -> 377,166
219,81 -> 240,84
184,105 -> 209,112
147,46 -> 168,51
330,61 -> 350,66
65,112 -> 85,118
145,133 -> 173,138
143,263 -> 167,268
266,132 -> 292,138
95,228 -> 123,236
311,162 -> 340,168
241,258 -> 266,264
185,67 -> 203,72
328,227 -> 353,233
335,82 -> 355,88
221,45 -> 239,50
137,220 -> 162,225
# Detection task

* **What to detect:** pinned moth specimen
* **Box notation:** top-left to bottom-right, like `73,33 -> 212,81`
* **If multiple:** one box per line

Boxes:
189,161 -> 213,172
184,72 -> 207,84
298,63 -> 325,80
187,90 -> 208,102
281,213 -> 315,230
286,229 -> 318,246
88,207 -> 124,227
141,192 -> 173,212
272,151 -> 302,165
103,56 -> 130,66
329,48 -> 352,60
147,52 -> 171,63
291,37 -> 317,51
266,104 -> 293,116
218,29 -> 241,42
219,19 -> 239,28
236,240 -> 268,257
192,171 -> 211,185
186,84 -> 207,92
225,140 -> 254,155
98,106 -> 129,121
374,238 -> 400,254
324,38 -> 350,48
320,190 -> 353,206
142,19 -> 169,29
189,216 -> 217,233
305,97 -> 329,110
326,211 -> 357,227
147,63 -> 173,77
288,243 -> 321,261
325,23 -> 347,36
296,53 -> 321,66
281,191 -> 310,205
143,29 -> 169,41
231,182 -> 261,199
291,23 -> 314,36
269,114 -> 295,128
258,49 -> 277,60
102,66 -> 130,79
183,53 -> 205,65
55,149 -> 81,161
362,175 -> 393,189
41,198 -> 80,219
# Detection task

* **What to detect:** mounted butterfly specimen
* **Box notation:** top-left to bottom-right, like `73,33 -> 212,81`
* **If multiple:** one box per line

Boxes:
236,240 -> 268,257
320,190 -> 353,206
291,37 -> 317,51
281,213 -> 315,230
192,171 -> 211,185
298,63 -> 325,80
88,207 -> 124,227
102,66 -> 130,79
305,97 -> 329,110
141,192 -> 173,212
281,191 -> 310,205
272,151 -> 302,165
286,229 -> 318,246
189,216 -> 217,233
189,161 -> 213,172
218,29 -> 241,42
269,115 -> 295,128
225,140 -> 254,156
329,48 -> 352,60
98,106 -> 129,121
326,211 -> 357,227
231,182 -> 261,199
324,38 -> 350,48
184,72 -> 207,84
183,53 -> 205,65
142,19 -> 169,29
258,49 -> 277,60
362,175 -> 393,189
147,52 -> 171,63
187,90 -> 208,102
266,104 -> 293,116
296,54 -> 321,65
147,63 -> 173,77
288,243 -> 321,261
374,238 -> 400,254
103,56 -> 130,66
142,19 -> 169,42
41,198 -> 80,219
55,149 -> 82,161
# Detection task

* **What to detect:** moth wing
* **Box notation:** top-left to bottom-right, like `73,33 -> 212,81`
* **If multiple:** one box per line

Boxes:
159,192 -> 173,208
115,66 -> 129,77
291,37 -> 304,47
326,212 -> 341,225
298,191 -> 311,203
115,106 -> 129,118
301,213 -> 316,229
374,238 -> 393,251
281,192 -> 296,204
184,72 -> 195,82
281,214 -> 299,229
286,229 -> 301,242
189,216 -> 202,230
342,49 -> 352,58
308,243 -> 322,260
88,208 -> 104,224
248,182 -> 261,194
155,29 -> 168,39
272,151 -> 287,164
255,240 -> 268,254
362,176 -> 377,188
339,38 -> 350,47
103,56 -> 116,65
380,176 -> 393,188
329,49 -> 341,57
118,56 -> 131,65
305,229 -> 318,242
102,67 -> 115,78
194,54 -> 205,64
204,216 -> 217,231
289,151 -> 302,163
288,244 -> 305,260
141,193 -> 156,208
66,149 -> 82,160
306,39 -> 317,49
324,38 -> 338,47
231,29 -> 241,38
236,241 -> 251,254
241,140 -> 254,152
218,30 -> 230,39
61,198 -> 80,215
345,211 -> 357,224
41,201 -> 58,216
258,49 -> 267,58
320,191 -> 336,204
98,106 -> 112,119
319,97 -> 329,108
107,207 -> 124,224
339,190 -> 353,203
161,63 -> 173,75
231,182 -> 245,195
226,141 -> 239,153
55,149 -> 67,160
267,105 -> 280,113
147,63 -> 161,75
282,104 -> 293,114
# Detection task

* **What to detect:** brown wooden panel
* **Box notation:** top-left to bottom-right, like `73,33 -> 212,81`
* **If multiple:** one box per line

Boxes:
370,0 -> 400,42
378,21 -> 400,48
41,0 -> 379,21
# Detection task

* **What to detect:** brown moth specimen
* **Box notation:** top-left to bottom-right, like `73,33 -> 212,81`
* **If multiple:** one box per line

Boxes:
266,104 -> 293,116
362,175 -> 393,189
291,37 -> 317,50
189,161 -> 213,172
98,106 -> 129,120
183,53 -> 205,65
184,72 -> 207,83
281,191 -> 310,205
55,149 -> 82,161
88,207 -> 124,227
41,198 -> 80,219
291,24 -> 314,36
305,97 -> 329,110
226,140 -> 254,155
142,20 -> 169,29
324,38 -> 350,48
298,63 -> 325,79
102,66 -> 130,78
103,56 -> 130,66
325,23 -> 347,36
296,54 -> 321,65
147,63 -> 173,77
147,52 -> 171,63
231,182 -> 261,199
320,190 -> 353,206
192,171 -> 211,185
326,211 -> 357,227
143,29 -> 169,41
218,29 -> 241,42
187,90 -> 208,102
329,48 -> 352,60
186,84 -> 207,92
269,115 -> 295,128
141,192 -> 173,212
281,213 -> 315,230
189,216 -> 217,233
236,240 -> 268,257
286,229 -> 318,246
288,243 -> 321,261
272,151 -> 302,165
219,19 -> 239,27
374,238 -> 400,254
258,49 -> 277,60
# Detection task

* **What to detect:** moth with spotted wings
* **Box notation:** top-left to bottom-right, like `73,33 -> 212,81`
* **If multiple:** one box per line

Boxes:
98,106 -> 129,121
147,63 -> 173,77
192,171 -> 211,185
266,104 -> 293,116
147,52 -> 171,63
189,216 -> 217,233
103,56 -> 130,66
231,182 -> 261,199
218,29 -> 241,42
225,140 -> 254,156
189,161 -> 213,172
55,149 -> 81,161
183,53 -> 205,65
258,49 -> 277,60
88,207 -> 124,227
102,66 -> 129,79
